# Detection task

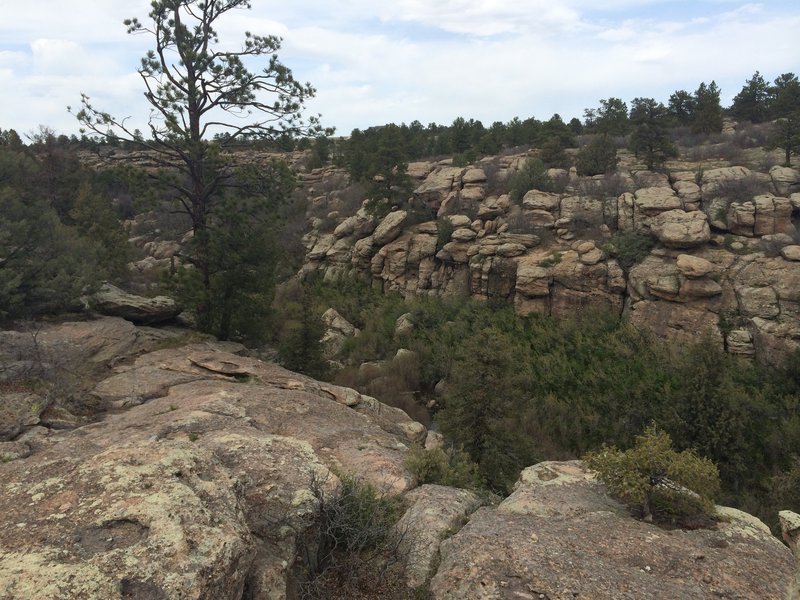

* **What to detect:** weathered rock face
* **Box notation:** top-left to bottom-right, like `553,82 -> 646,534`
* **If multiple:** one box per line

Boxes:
430,461 -> 796,600
303,162 -> 800,363
1,322 -> 796,599
90,282 -> 182,324
0,328 -> 423,599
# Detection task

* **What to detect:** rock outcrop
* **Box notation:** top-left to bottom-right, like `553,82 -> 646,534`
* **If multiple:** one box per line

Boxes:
302,157 -> 800,363
90,282 -> 182,324
0,321 -> 422,599
430,462 -> 796,600
0,322 -> 796,599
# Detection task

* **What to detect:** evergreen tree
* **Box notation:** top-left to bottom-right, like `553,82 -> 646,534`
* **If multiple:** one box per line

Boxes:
74,0 -> 324,333
668,90 -> 695,126
576,135 -> 618,176
691,81 -> 724,134
629,98 -> 678,170
730,71 -> 771,123
768,73 -> 800,165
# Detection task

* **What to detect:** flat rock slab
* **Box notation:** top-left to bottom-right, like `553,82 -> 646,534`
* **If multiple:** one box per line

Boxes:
430,461 -> 795,600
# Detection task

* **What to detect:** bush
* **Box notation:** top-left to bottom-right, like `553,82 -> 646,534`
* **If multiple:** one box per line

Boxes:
507,157 -> 552,204
602,230 -> 656,271
299,473 -> 410,599
406,445 -> 484,490
575,135 -> 618,176
436,218 -> 454,252
585,424 -> 721,524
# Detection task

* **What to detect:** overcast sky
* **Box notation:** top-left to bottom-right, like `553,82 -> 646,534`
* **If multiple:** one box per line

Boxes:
0,0 -> 798,138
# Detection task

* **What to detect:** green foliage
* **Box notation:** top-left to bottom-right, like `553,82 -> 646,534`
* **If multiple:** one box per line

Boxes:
75,0 -> 323,330
602,230 -> 656,271
436,217 -> 454,252
170,160 -> 295,342
730,71 -> 771,123
668,90 -> 695,126
301,473 -> 408,599
277,286 -> 329,380
539,137 -> 570,169
585,424 -> 720,522
629,98 -> 678,170
508,157 -> 552,204
0,136 -> 126,319
584,97 -> 629,136
437,326 -> 540,493
406,445 -> 484,490
575,135 -> 618,176
691,81 -> 723,134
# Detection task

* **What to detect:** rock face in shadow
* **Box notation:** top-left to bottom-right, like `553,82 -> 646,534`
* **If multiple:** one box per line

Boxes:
429,461 -> 795,600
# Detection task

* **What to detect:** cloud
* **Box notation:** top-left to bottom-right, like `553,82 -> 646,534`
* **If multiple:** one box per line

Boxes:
0,0 -> 798,136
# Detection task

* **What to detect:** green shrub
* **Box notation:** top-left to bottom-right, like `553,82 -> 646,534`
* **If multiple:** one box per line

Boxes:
508,157 -> 552,204
300,473 -> 409,599
406,445 -> 484,490
584,424 -> 720,523
602,230 -> 656,271
436,217 -> 455,252
575,135 -> 618,176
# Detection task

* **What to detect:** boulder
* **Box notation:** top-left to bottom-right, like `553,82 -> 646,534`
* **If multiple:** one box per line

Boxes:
430,461 -> 794,600
372,210 -> 408,246
0,341 -> 424,600
90,283 -> 181,324
396,485 -> 483,589
770,165 -> 800,196
651,210 -> 711,248
753,194 -> 794,236
522,189 -> 560,211
451,227 -> 477,243
634,186 -> 683,214
782,245 -> 800,262
461,168 -> 487,184
676,254 -> 715,278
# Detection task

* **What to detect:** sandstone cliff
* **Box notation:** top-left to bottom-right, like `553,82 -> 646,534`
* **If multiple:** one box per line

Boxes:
0,318 -> 797,599
300,158 -> 800,364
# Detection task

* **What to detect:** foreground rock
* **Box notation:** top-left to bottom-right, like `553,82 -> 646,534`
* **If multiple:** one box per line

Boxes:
430,461 -> 795,600
90,282 -> 181,324
0,333 -> 422,599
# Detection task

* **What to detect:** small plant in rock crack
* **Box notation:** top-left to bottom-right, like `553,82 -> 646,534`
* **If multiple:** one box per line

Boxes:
297,472 -> 414,600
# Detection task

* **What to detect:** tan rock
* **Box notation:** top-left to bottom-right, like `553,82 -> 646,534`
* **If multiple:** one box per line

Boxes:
462,168 -> 487,184
372,210 -> 408,246
451,228 -> 477,243
308,233 -> 336,260
652,210 -> 711,248
680,277 -> 723,299
407,161 -> 435,179
430,461 -> 794,600
727,329 -> 755,357
447,214 -> 472,228
769,165 -> 800,196
90,283 -> 181,325
397,485 -> 483,589
676,254 -> 714,278
522,189 -> 560,211
496,243 -> 526,258
634,186 -> 682,214
737,286 -> 780,319
782,245 -> 800,262
753,194 -> 794,236
579,247 -> 604,265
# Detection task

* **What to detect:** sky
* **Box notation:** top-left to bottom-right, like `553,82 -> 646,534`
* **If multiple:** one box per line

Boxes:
0,0 -> 798,138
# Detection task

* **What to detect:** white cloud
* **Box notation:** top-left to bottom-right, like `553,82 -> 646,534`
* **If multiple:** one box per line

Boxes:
0,0 -> 798,135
